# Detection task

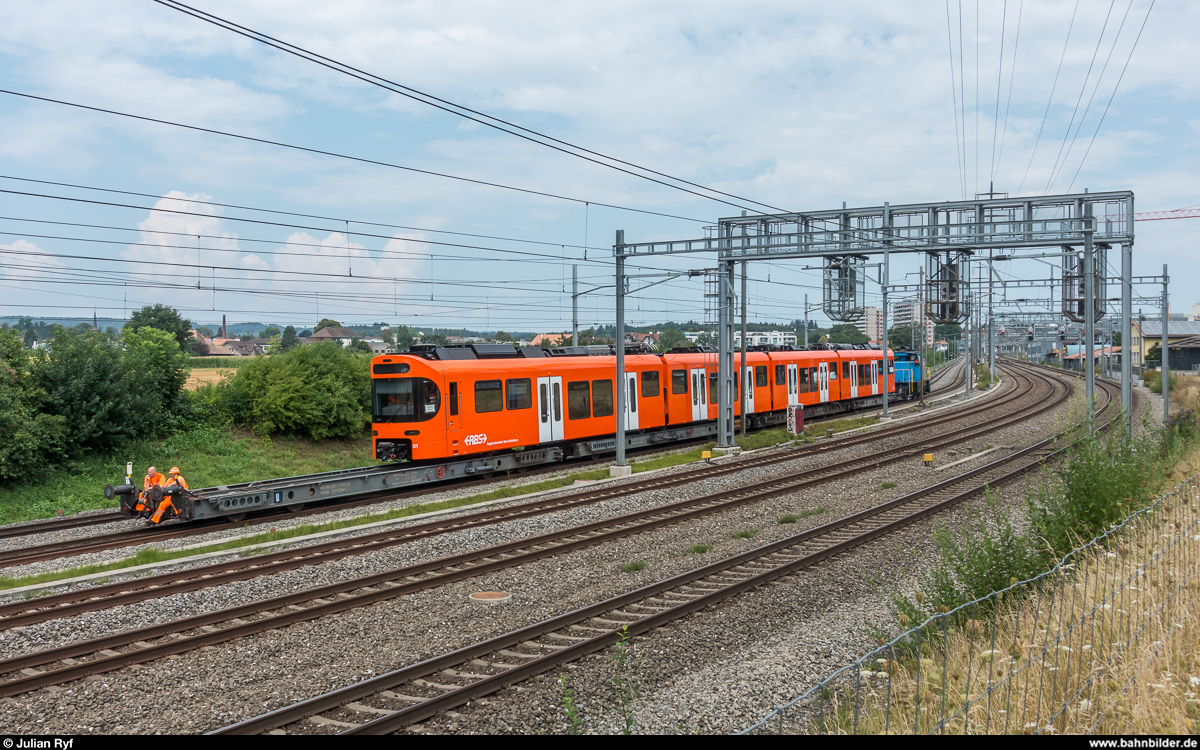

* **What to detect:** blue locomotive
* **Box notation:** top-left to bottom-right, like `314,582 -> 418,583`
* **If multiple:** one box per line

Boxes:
892,350 -> 927,399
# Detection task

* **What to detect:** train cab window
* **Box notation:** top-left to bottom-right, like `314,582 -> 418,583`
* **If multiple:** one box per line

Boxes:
567,381 -> 591,420
755,365 -> 768,388
775,365 -> 785,386
373,378 -> 440,423
592,379 -> 614,418
641,371 -> 660,398
474,380 -> 503,413
842,362 -> 850,379
799,368 -> 809,393
505,378 -> 532,410
672,370 -> 688,395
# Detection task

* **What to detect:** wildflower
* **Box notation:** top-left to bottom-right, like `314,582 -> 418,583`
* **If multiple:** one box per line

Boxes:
1190,676 -> 1199,687
1079,699 -> 1093,711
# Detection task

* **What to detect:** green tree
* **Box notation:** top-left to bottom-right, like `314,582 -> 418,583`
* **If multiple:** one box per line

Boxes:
22,328 -> 36,348
315,318 -> 342,332
0,329 -> 67,481
34,328 -> 159,454
349,338 -> 373,354
280,326 -> 299,351
887,324 -> 922,350
492,331 -> 513,343
380,328 -> 395,346
222,343 -> 371,440
827,324 -> 868,345
124,304 -> 194,350
656,328 -> 689,352
195,326 -> 215,339
122,327 -> 191,417
258,326 -> 281,339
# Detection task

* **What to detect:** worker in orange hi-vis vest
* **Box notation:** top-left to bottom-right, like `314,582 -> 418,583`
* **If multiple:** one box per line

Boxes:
148,467 -> 189,525
136,466 -> 165,515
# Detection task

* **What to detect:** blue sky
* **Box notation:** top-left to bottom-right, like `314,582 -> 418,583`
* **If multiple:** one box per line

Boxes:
0,0 -> 1195,333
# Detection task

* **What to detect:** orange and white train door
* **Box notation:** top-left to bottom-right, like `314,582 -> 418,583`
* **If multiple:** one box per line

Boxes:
872,359 -> 880,395
537,376 -> 563,443
850,360 -> 859,399
624,371 -> 639,431
818,361 -> 829,402
689,368 -> 707,422
743,365 -> 755,413
786,364 -> 799,406
447,381 -> 462,453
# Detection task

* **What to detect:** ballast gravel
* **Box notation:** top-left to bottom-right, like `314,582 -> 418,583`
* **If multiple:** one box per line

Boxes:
0,366 -> 1124,735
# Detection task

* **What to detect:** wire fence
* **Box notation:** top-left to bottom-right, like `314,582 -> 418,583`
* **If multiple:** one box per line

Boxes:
741,474 -> 1200,735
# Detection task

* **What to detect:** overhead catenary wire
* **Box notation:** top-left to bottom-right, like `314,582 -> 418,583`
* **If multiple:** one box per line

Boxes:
1041,0 -> 1120,195
153,0 -> 789,216
1048,0 -> 1137,193
1065,0 -> 1155,193
0,89 -> 710,225
0,174 -> 615,254
1016,0 -> 1081,196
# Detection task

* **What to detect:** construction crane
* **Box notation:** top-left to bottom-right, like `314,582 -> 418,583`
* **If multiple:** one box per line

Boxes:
1133,208 -> 1200,221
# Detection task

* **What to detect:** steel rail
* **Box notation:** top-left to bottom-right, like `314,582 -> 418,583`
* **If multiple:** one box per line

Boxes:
0,368 -> 1058,696
0,359 -> 1003,572
0,366 -> 1039,631
215,370 -> 1118,735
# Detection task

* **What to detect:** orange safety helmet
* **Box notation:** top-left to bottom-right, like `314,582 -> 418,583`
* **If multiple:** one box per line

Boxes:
169,467 -> 180,475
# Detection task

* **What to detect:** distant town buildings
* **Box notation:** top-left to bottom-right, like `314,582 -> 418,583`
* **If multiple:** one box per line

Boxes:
854,307 -> 884,344
732,330 -> 797,348
891,296 -> 936,347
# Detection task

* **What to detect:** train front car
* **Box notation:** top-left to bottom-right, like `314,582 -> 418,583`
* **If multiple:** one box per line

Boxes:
891,350 -> 923,399
371,352 -> 448,462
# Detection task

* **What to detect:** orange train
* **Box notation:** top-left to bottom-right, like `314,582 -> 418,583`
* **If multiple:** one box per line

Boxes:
371,343 -> 894,463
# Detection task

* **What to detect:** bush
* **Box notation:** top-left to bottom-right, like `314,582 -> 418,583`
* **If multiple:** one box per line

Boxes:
1027,428 -> 1163,559
923,496 -> 1043,615
0,330 -> 67,481
219,343 -> 371,440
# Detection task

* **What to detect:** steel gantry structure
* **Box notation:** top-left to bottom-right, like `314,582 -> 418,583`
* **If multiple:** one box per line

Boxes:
611,190 -> 1138,461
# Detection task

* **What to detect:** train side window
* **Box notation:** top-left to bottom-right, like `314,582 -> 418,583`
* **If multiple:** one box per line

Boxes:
707,372 -> 716,401
553,382 -> 562,422
641,371 -> 660,398
828,364 -> 836,380
567,381 -> 591,419
628,377 -> 637,413
799,368 -> 809,393
474,380 -> 503,413
592,379 -> 614,418
539,383 -> 549,423
858,363 -> 870,382
775,365 -> 785,385
755,365 -> 768,388
505,378 -> 532,410
842,362 -> 850,379
672,370 -> 688,395
449,382 -> 459,416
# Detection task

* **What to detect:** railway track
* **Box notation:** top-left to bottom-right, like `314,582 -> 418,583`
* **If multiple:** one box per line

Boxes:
0,364 -> 1046,631
0,359 -> 1016,622
0,356 -> 968,558
211,365 -> 1117,735
0,364 -> 1061,698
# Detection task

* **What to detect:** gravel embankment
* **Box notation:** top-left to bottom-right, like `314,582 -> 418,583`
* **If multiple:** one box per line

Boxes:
0,371 -> 1093,735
